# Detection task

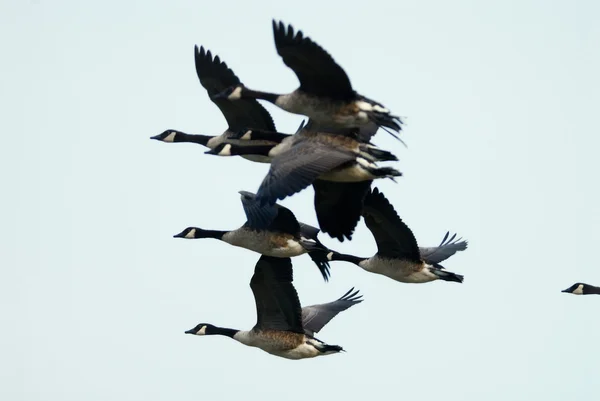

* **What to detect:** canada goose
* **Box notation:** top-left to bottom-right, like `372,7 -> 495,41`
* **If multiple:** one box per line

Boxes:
207,140 -> 375,241
206,121 -> 400,201
205,121 -> 400,241
173,191 -> 331,281
327,188 -> 467,283
150,45 -> 287,163
185,255 -> 362,359
212,21 -> 403,139
219,121 -> 381,241
562,283 -> 600,295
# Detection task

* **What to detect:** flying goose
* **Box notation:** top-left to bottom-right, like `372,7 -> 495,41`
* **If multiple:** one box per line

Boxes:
185,255 -> 362,359
208,138 -> 378,241
327,188 -> 467,283
214,121 -> 382,241
206,120 -> 400,202
205,121 -> 400,240
213,21 -> 403,139
150,45 -> 288,163
562,283 -> 600,295
174,191 -> 331,281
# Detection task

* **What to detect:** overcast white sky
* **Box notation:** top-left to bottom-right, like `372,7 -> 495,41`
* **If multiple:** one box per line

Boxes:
2,0 -> 599,400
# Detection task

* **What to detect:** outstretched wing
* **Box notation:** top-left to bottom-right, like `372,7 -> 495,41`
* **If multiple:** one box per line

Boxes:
362,188 -> 421,262
301,288 -> 363,336
250,256 -> 304,334
194,46 -> 276,131
256,139 -> 354,204
239,191 -> 300,234
419,232 -> 468,265
239,191 -> 279,229
272,21 -> 354,100
313,180 -> 371,241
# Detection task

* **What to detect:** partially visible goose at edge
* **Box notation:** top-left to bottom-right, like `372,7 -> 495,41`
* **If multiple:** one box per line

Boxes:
185,255 -> 362,359
562,283 -> 600,295
151,45 -> 289,163
174,190 -> 332,281
213,20 -> 404,139
206,121 -> 401,241
327,188 -> 467,283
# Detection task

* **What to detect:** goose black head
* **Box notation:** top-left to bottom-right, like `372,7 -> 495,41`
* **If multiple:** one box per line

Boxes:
151,130 -> 181,142
562,283 -> 587,295
173,227 -> 201,239
212,85 -> 244,101
205,143 -> 232,156
184,323 -> 237,338
185,323 -> 214,336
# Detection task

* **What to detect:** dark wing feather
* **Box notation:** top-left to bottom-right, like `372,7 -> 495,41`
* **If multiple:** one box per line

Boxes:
298,222 -> 321,240
240,191 -> 279,229
194,46 -> 276,131
420,232 -> 468,265
313,180 -> 371,241
302,119 -> 362,139
302,119 -> 379,142
240,191 -> 301,234
362,188 -> 421,262
267,207 -> 301,235
301,288 -> 363,336
356,121 -> 380,143
250,256 -> 304,334
256,139 -> 355,204
298,222 -> 331,282
272,21 -> 354,100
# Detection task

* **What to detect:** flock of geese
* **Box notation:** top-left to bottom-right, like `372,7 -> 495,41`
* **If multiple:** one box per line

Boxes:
152,20 -> 593,360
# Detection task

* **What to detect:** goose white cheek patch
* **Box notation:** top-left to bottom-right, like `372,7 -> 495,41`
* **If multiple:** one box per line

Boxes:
163,131 -> 177,142
228,86 -> 243,100
219,144 -> 232,156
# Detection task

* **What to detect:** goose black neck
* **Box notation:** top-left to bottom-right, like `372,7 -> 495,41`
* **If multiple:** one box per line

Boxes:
226,144 -> 275,156
175,133 -> 212,146
587,285 -> 600,295
244,129 -> 291,143
242,88 -> 280,104
208,326 -> 238,338
196,229 -> 228,240
329,252 -> 366,266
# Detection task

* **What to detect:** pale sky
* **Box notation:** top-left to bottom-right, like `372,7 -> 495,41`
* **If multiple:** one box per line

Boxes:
2,0 -> 599,400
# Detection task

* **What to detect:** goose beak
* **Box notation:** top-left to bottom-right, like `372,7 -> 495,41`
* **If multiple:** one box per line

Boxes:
184,329 -> 196,334
173,231 -> 186,238
561,289 -> 569,293
150,134 -> 162,140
